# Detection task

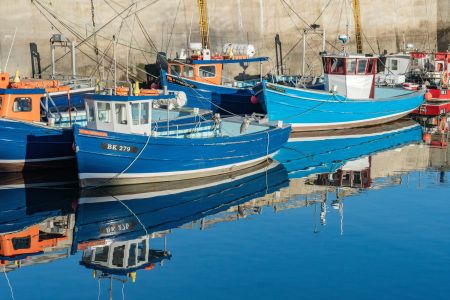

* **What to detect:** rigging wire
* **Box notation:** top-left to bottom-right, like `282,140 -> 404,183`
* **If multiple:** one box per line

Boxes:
3,266 -> 15,300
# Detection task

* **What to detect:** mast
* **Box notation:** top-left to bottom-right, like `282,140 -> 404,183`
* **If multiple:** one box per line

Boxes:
352,0 -> 363,54
197,0 -> 210,49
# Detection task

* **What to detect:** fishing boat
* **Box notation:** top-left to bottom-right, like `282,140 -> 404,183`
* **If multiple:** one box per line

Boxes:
160,49 -> 268,115
422,51 -> 450,102
0,72 -> 210,173
73,92 -> 291,187
258,36 -> 425,132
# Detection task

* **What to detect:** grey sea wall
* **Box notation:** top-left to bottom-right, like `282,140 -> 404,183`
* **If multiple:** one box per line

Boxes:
0,0 -> 447,78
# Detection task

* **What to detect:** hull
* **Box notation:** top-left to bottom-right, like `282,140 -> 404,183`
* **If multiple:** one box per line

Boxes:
166,75 -> 264,115
0,119 -> 76,172
74,122 -> 291,187
73,161 -> 289,246
260,82 -> 425,131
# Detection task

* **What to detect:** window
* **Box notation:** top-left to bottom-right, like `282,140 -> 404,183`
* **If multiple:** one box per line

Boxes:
82,249 -> 94,262
94,246 -> 109,262
112,245 -> 126,267
137,240 -> 147,263
346,59 -> 356,74
128,244 -> 137,267
183,65 -> 194,78
115,103 -> 128,125
87,102 -> 96,122
330,58 -> 345,74
170,65 -> 181,75
367,59 -> 375,74
13,97 -> 32,112
97,102 -> 111,123
12,236 -> 31,250
131,103 -> 140,125
140,102 -> 149,124
199,65 -> 216,78
357,59 -> 368,74
391,59 -> 398,71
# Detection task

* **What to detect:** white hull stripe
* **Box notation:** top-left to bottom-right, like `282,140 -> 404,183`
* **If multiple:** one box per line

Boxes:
0,156 -> 74,164
79,162 -> 280,204
289,124 -> 420,142
289,110 -> 413,128
79,153 -> 277,180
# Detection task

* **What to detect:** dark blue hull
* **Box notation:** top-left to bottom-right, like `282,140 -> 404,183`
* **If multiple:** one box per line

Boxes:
166,77 -> 264,115
0,119 -> 76,172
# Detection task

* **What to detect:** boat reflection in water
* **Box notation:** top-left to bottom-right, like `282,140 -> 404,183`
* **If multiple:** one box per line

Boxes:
73,161 -> 289,287
0,172 -> 77,273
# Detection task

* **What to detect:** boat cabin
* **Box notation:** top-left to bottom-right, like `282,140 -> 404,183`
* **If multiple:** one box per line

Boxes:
322,54 -> 377,99
80,236 -> 170,280
434,52 -> 450,74
0,72 -> 75,123
166,56 -> 269,87
84,93 -> 176,135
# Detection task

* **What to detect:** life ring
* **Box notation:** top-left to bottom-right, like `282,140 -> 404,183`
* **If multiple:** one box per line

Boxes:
442,72 -> 449,88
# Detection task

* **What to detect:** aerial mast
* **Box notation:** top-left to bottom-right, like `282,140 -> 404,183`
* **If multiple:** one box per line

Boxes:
352,0 -> 363,54
197,0 -> 210,49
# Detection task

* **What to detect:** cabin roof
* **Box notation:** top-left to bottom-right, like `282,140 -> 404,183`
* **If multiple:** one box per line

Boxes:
322,53 -> 379,59
171,56 -> 269,65
0,88 -> 45,95
85,93 -> 177,102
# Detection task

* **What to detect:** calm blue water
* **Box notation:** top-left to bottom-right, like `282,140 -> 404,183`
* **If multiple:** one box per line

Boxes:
1,121 -> 449,300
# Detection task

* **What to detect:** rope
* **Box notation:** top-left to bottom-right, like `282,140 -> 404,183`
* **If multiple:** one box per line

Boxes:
3,266 -> 15,300
112,195 -> 148,236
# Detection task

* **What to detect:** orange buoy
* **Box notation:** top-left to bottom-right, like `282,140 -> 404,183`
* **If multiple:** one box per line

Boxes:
424,92 -> 433,101
422,132 -> 431,143
250,95 -> 258,104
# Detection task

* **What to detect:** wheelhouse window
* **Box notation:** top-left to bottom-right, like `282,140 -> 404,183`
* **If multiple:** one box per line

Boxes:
131,103 -> 140,125
391,59 -> 398,71
131,102 -> 150,125
137,240 -> 147,263
170,64 -> 181,75
367,59 -> 375,74
140,102 -> 149,124
346,59 -> 357,74
12,236 -> 31,250
13,97 -> 32,112
128,243 -> 137,267
87,102 -> 96,123
330,58 -> 345,74
97,102 -> 111,123
94,246 -> 109,262
357,59 -> 368,74
115,103 -> 128,125
112,245 -> 126,267
183,65 -> 194,78
199,65 -> 216,78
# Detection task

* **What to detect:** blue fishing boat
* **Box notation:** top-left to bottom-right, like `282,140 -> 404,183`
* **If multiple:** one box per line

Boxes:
161,56 -> 268,115
258,41 -> 425,131
73,91 -> 291,187
0,74 -> 210,172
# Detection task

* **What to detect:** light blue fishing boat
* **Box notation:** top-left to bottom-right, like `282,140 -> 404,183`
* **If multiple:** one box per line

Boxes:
258,43 -> 425,131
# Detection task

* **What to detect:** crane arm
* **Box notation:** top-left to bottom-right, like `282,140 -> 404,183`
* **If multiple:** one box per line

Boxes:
197,0 -> 210,49
352,0 -> 363,54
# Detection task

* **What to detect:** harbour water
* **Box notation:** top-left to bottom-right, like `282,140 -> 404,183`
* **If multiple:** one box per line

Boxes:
0,120 -> 449,300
